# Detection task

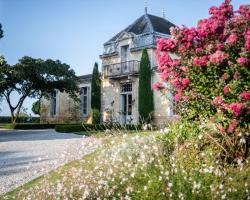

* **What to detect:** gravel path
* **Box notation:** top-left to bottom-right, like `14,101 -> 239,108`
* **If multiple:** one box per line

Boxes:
0,129 -> 100,194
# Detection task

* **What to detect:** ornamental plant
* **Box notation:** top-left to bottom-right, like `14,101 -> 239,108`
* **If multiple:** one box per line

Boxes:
154,0 -> 250,163
139,49 -> 154,123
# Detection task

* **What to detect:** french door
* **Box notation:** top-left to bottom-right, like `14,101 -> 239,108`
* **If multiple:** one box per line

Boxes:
121,93 -> 132,124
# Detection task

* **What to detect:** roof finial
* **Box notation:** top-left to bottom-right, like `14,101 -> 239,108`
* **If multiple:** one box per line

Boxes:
144,1 -> 148,14
162,8 -> 165,19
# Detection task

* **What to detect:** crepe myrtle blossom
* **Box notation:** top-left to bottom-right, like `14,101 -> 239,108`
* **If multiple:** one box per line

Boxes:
212,96 -> 225,107
154,0 -> 250,162
209,51 -> 229,64
174,91 -> 182,102
193,56 -> 208,67
153,82 -> 164,91
236,57 -> 248,66
245,28 -> 250,50
182,78 -> 190,87
227,119 -> 238,133
228,102 -> 243,116
226,33 -> 238,45
223,85 -> 230,94
240,91 -> 250,101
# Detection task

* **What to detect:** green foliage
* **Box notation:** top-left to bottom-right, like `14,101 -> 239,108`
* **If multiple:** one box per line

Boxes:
0,116 -> 40,123
8,132 -> 250,199
6,123 -> 67,130
91,62 -> 101,110
0,24 -> 3,39
138,49 -> 154,123
92,108 -> 100,124
32,100 -> 41,116
0,56 -> 79,123
55,124 -> 85,133
55,123 -> 142,133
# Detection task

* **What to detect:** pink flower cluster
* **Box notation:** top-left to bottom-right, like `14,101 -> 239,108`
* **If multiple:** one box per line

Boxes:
244,28 -> 250,50
209,50 -> 229,64
155,0 -> 250,132
237,57 -> 248,66
223,85 -> 230,94
212,96 -> 225,107
157,38 -> 178,52
152,82 -> 164,91
240,91 -> 250,101
193,56 -> 208,67
228,103 -> 243,116
226,33 -> 238,45
227,119 -> 238,133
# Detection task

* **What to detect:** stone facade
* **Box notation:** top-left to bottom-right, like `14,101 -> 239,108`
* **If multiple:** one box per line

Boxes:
100,13 -> 175,125
40,12 -> 175,125
40,77 -> 92,123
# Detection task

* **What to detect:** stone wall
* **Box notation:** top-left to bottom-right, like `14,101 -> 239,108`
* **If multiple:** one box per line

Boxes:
40,81 -> 92,124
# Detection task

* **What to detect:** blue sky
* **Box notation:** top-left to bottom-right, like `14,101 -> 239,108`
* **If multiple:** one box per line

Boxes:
0,0 -> 249,116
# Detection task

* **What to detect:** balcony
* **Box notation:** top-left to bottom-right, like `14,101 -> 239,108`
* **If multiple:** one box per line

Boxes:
103,60 -> 140,78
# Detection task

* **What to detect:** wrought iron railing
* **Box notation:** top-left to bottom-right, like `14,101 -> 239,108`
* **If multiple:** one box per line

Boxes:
103,60 -> 140,78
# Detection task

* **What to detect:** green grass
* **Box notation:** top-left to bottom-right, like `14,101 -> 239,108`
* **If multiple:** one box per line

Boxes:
0,123 -> 11,129
2,131 -> 250,200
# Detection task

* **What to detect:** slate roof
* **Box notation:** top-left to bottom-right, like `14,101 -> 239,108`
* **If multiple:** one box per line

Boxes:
78,74 -> 92,81
106,13 -> 175,44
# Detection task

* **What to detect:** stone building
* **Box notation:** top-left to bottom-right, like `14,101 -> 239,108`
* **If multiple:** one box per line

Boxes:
40,74 -> 92,123
100,12 -> 175,125
41,11 -> 175,125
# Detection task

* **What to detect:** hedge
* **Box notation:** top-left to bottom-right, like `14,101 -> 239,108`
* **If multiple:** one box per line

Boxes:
0,116 -> 40,123
55,123 -> 142,133
6,123 -> 68,130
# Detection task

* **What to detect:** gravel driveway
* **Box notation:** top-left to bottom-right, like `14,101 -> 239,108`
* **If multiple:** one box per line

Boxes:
0,129 -> 100,194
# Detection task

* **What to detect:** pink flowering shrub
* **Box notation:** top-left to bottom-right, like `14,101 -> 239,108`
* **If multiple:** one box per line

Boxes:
155,0 -> 250,163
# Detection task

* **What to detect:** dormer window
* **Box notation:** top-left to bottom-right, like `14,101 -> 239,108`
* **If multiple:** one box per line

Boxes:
121,45 -> 129,63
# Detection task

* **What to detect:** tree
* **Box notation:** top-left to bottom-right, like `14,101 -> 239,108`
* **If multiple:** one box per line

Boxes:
138,49 -> 154,123
0,24 -> 3,39
0,56 -> 79,123
155,0 -> 250,162
0,24 -> 4,111
91,62 -> 101,123
32,100 -> 40,116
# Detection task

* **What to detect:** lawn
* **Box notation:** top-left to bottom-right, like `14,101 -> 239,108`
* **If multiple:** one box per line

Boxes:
2,128 -> 249,200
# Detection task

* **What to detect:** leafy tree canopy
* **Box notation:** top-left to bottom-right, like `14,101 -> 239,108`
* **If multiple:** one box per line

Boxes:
0,56 -> 79,123
0,24 -> 3,39
32,100 -> 40,116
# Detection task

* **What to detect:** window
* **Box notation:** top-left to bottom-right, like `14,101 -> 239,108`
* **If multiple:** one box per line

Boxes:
81,87 -> 89,115
50,91 -> 57,117
121,45 -> 129,62
121,83 -> 132,93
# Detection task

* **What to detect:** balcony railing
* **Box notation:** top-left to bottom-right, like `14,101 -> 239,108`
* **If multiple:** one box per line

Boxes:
104,60 -> 140,78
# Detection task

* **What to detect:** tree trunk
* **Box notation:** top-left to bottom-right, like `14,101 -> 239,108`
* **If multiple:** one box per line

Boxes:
12,99 -> 25,124
10,109 -> 15,124
4,93 -> 26,124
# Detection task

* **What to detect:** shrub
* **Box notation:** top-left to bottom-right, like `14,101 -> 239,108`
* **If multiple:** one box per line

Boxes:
138,49 -> 154,123
55,124 -> 85,133
7,123 -> 66,130
0,116 -> 40,123
155,0 -> 250,163
92,109 -> 100,124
